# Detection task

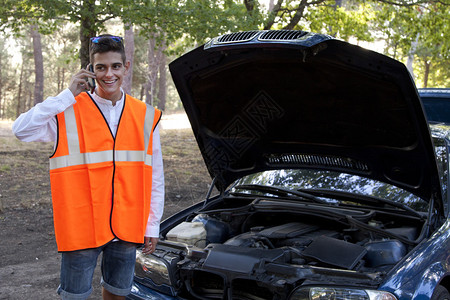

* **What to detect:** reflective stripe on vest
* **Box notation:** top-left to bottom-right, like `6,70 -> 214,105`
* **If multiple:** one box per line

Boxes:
49,103 -> 155,170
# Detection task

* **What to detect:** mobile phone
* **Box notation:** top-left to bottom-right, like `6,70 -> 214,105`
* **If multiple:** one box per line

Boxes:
87,64 -> 96,90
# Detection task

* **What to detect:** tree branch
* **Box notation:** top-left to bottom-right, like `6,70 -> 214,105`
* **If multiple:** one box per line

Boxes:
284,0 -> 309,30
263,0 -> 284,30
374,0 -> 449,6
244,0 -> 255,12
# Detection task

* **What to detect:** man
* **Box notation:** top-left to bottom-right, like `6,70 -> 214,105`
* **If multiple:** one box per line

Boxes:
12,34 -> 164,300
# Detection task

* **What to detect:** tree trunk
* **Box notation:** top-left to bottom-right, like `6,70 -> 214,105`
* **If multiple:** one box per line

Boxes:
57,67 -> 66,92
0,46 -> 3,119
57,67 -> 62,92
157,52 -> 167,111
26,87 -> 33,111
423,60 -> 430,88
146,36 -> 165,106
145,38 -> 156,105
31,24 -> 44,105
16,62 -> 25,118
123,23 -> 135,95
140,85 -> 145,101
61,68 -> 66,92
406,33 -> 420,81
79,0 -> 97,68
244,0 -> 254,12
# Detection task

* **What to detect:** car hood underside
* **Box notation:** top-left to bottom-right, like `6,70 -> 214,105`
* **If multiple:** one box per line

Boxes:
169,30 -> 442,206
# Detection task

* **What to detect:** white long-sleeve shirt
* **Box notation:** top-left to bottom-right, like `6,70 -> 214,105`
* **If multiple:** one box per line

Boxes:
12,89 -> 164,238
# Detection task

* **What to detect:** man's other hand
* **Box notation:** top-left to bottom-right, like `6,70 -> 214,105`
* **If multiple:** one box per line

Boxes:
142,237 -> 158,255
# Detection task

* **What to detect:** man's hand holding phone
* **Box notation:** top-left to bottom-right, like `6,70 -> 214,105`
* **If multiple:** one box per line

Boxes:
68,65 -> 96,97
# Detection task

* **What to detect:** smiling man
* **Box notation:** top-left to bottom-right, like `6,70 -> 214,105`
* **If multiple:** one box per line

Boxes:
12,34 -> 165,300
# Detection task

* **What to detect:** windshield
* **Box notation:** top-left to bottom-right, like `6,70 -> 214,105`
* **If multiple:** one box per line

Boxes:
233,169 -> 429,212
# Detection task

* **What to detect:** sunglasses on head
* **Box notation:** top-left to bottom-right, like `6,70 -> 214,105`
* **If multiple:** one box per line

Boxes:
90,36 -> 123,44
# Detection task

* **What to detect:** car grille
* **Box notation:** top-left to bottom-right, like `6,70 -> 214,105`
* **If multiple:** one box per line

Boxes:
232,279 -> 273,300
217,31 -> 259,43
204,30 -> 332,51
215,30 -> 309,44
266,153 -> 369,172
259,30 -> 308,41
188,270 -> 275,300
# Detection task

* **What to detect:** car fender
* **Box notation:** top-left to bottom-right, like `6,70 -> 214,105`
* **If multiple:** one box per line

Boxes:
391,262 -> 450,300
380,219 -> 450,299
409,262 -> 450,299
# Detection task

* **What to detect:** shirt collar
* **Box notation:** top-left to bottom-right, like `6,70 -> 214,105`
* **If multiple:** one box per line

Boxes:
90,88 -> 125,107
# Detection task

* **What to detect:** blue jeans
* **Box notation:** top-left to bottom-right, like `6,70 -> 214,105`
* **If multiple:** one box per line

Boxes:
57,241 -> 137,300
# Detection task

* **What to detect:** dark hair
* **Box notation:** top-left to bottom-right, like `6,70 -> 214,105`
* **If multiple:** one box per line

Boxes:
89,34 -> 126,64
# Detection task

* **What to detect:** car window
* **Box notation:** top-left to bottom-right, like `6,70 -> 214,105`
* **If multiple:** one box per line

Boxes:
234,169 -> 429,212
419,89 -> 450,124
422,97 -> 450,124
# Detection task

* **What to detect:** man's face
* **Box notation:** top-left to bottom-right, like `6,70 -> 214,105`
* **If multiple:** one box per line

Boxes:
92,51 -> 129,102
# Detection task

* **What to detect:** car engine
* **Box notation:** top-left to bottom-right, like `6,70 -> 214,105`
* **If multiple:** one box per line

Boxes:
135,197 -> 425,299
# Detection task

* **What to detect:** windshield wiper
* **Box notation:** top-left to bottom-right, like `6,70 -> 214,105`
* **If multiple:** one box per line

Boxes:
297,188 -> 423,219
232,184 -> 327,204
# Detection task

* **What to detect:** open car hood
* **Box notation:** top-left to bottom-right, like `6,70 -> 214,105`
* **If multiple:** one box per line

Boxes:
169,30 -> 442,205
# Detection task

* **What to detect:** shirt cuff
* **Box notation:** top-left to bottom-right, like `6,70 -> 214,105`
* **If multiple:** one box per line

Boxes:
145,224 -> 160,238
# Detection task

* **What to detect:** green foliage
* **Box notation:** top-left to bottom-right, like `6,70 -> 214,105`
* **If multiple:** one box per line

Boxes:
42,24 -> 81,97
0,0 -> 448,119
307,1 -> 377,42
0,0 -> 63,34
0,38 -> 17,119
376,1 -> 449,87
418,3 -> 449,59
126,0 -> 262,53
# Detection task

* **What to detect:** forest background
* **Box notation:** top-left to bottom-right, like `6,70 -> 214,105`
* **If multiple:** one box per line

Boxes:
0,0 -> 448,120
0,1 -> 448,298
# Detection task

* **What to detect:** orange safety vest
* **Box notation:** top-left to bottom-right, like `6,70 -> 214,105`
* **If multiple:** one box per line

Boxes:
49,92 -> 162,252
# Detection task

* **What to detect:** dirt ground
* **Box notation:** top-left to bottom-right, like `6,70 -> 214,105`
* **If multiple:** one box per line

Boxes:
0,115 -> 212,299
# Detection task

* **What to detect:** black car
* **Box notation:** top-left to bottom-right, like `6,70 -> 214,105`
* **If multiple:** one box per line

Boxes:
127,30 -> 450,300
419,88 -> 450,124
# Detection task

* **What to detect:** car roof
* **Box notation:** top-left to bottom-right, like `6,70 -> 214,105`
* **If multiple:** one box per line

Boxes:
419,88 -> 450,96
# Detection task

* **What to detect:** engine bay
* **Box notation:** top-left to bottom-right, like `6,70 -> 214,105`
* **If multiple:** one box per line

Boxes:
135,197 -> 429,299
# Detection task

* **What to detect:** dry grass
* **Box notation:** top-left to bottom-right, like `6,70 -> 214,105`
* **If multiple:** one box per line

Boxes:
0,136 -> 53,210
159,128 -> 212,218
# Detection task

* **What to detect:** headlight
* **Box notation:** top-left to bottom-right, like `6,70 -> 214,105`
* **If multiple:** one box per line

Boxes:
135,250 -> 171,286
290,287 -> 397,300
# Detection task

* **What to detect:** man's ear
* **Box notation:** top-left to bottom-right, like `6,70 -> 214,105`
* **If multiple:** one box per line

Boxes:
124,60 -> 131,75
